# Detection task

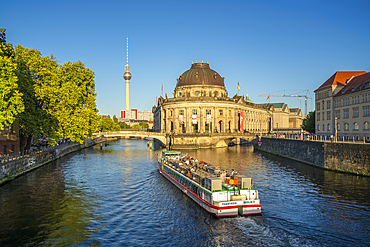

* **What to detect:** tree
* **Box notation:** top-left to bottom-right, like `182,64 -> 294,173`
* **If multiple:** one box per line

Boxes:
14,45 -> 99,149
0,29 -> 24,130
14,45 -> 59,149
0,47 -> 24,130
113,115 -> 118,123
302,111 -> 315,134
48,61 -> 100,143
100,115 -> 120,132
119,122 -> 129,129
1,29 -> 100,150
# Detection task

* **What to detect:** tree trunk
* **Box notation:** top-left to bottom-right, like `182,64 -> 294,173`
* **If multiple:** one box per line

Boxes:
25,135 -> 32,151
19,133 -> 27,152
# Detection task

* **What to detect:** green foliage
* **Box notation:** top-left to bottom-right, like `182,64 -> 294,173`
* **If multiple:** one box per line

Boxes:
131,122 -> 149,129
119,122 -> 129,129
1,28 -> 99,148
49,60 -> 100,143
0,46 -> 24,130
100,116 -> 120,132
302,111 -> 315,134
0,28 -> 6,43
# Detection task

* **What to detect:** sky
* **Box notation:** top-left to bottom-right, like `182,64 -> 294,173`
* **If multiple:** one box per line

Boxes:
2,0 -> 370,117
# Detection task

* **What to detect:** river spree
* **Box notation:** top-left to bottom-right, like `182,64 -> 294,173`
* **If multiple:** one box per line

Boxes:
1,139 -> 369,246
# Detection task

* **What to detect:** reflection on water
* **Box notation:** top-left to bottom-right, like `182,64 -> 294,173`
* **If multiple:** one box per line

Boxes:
0,139 -> 369,246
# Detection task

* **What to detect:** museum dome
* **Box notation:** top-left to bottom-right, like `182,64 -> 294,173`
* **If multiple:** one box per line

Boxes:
176,62 -> 225,87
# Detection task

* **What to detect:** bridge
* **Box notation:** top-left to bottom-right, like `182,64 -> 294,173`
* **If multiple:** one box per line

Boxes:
96,130 -> 258,149
97,130 -> 167,146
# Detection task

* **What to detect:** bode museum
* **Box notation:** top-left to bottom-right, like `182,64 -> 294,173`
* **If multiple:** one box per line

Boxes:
152,62 -> 302,148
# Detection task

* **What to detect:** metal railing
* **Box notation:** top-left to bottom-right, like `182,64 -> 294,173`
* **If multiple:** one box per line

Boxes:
0,137 -> 102,164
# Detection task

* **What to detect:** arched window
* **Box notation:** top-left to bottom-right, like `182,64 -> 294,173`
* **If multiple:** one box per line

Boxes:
344,123 -> 349,131
337,123 -> 340,131
328,124 -> 331,131
317,125 -> 320,131
323,124 -> 325,131
364,121 -> 369,130
353,122 -> 359,130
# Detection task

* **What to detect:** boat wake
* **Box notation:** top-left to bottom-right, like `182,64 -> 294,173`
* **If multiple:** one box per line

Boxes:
234,217 -> 323,247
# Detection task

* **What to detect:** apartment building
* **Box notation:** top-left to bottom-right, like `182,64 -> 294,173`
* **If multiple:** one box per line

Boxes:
315,71 -> 370,140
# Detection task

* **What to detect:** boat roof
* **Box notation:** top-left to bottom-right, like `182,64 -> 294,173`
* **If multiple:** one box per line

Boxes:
162,150 -> 182,155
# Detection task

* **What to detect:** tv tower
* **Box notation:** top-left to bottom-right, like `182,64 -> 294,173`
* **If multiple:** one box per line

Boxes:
123,36 -> 132,111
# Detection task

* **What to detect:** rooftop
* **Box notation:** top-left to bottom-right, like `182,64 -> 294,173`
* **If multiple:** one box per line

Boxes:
314,71 -> 367,92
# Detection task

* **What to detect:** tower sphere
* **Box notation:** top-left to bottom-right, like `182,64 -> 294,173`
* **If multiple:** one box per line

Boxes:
123,71 -> 132,80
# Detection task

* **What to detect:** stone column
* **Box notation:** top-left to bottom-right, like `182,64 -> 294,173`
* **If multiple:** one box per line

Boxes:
174,108 -> 178,133
225,108 -> 228,133
199,107 -> 204,133
186,107 -> 191,133
213,107 -> 217,132
160,108 -> 164,133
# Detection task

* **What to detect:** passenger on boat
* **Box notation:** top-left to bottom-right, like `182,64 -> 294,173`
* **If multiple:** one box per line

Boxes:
231,169 -> 235,179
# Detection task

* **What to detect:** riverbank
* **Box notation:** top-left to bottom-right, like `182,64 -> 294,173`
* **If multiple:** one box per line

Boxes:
254,137 -> 370,176
0,137 -> 115,186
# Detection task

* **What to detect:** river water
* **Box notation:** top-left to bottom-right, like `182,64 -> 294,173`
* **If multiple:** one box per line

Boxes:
0,139 -> 369,246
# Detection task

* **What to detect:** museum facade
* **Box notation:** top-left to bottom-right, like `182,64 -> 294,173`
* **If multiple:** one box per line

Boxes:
152,62 -> 275,135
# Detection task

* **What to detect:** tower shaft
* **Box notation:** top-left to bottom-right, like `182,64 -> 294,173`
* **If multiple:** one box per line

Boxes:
123,37 -> 132,112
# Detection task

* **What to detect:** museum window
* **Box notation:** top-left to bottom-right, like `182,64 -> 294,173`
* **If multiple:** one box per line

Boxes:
219,110 -> 223,116
206,109 -> 211,115
229,110 -> 231,116
353,122 -> 359,130
11,145 -> 14,153
179,110 -> 184,116
3,145 -> 7,155
353,108 -> 359,118
364,121 -> 369,130
337,123 -> 340,131
322,124 -> 325,131
194,91 -> 200,96
170,111 -> 173,116
327,124 -> 331,131
317,125 -> 320,131
317,103 -> 320,110
343,109 -> 349,118
335,111 -> 340,119
209,91 -> 212,97
327,100 -> 331,109
364,106 -> 370,117
178,92 -> 182,97
327,111 -> 331,120
344,123 -> 349,131
192,109 -> 197,115
317,112 -> 320,121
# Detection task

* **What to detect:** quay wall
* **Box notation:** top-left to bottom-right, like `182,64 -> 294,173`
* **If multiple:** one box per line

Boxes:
255,138 -> 370,176
0,137 -> 110,186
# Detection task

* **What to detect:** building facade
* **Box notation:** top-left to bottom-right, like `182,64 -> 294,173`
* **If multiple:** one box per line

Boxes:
315,71 -> 370,141
153,62 -> 302,135
0,121 -> 20,156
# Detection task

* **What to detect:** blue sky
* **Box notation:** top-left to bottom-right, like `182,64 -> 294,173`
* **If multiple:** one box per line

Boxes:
2,0 -> 370,116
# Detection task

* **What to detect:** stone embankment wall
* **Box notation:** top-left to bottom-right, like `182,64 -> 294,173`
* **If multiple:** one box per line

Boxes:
255,137 -> 370,176
0,137 -> 109,186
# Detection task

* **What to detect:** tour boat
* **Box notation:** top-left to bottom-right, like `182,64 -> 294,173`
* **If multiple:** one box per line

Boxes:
158,150 -> 261,217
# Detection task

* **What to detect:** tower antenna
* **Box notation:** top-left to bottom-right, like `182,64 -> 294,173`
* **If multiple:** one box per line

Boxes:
123,36 -> 132,111
126,36 -> 129,65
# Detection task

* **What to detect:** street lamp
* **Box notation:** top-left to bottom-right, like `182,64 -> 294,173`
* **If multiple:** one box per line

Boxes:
260,120 -> 262,137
